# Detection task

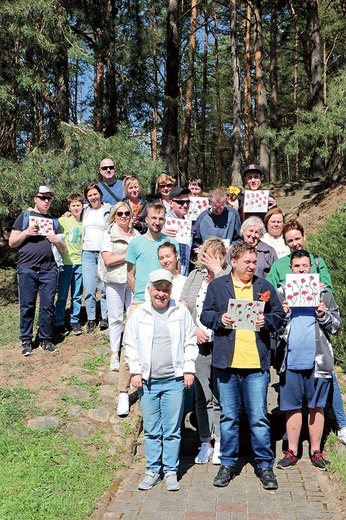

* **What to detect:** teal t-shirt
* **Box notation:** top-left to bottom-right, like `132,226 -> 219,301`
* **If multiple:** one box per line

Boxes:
125,234 -> 179,301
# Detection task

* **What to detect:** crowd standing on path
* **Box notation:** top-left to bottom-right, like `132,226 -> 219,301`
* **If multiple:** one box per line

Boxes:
9,162 -> 346,494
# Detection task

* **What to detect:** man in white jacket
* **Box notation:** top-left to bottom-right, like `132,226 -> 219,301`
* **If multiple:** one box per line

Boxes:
124,269 -> 198,492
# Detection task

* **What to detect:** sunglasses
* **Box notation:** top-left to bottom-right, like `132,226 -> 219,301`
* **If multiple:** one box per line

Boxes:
36,195 -> 52,201
171,199 -> 190,206
116,211 -> 131,217
100,165 -> 115,171
159,183 -> 173,189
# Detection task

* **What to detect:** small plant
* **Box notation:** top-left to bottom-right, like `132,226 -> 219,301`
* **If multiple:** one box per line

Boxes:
83,353 -> 108,374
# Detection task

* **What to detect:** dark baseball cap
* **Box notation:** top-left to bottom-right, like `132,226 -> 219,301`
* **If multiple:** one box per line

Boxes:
168,186 -> 191,200
243,164 -> 263,176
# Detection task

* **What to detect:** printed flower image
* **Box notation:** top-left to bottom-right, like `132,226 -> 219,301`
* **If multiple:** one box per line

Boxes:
186,197 -> 210,221
226,299 -> 265,331
243,190 -> 269,213
285,274 -> 320,307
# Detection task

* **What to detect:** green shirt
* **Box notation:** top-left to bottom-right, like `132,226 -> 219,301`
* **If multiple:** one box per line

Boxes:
266,253 -> 334,294
59,216 -> 82,265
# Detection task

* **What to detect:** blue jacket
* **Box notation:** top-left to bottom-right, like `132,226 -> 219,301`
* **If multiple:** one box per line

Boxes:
192,206 -> 242,248
200,274 -> 285,370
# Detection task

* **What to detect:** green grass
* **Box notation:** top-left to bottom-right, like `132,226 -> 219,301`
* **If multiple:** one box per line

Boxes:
326,433 -> 346,486
0,387 -> 120,520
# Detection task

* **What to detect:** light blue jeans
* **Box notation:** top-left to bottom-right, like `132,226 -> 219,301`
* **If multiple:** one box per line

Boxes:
55,265 -> 83,326
216,368 -> 274,469
139,376 -> 184,473
82,250 -> 107,321
332,370 -> 346,429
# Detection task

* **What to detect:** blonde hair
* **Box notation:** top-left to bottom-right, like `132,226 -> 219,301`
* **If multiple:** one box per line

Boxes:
195,237 -> 227,270
107,201 -> 133,227
157,173 -> 175,186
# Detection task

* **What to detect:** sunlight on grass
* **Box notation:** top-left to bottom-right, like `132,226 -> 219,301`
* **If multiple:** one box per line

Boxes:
326,433 -> 346,486
0,387 -> 120,520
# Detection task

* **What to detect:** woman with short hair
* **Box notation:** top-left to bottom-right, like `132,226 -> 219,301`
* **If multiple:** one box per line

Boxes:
239,216 -> 278,278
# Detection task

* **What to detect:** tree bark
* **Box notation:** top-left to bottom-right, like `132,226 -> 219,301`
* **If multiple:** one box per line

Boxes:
269,1 -> 278,182
230,0 -> 242,188
244,2 -> 254,164
162,0 -> 180,179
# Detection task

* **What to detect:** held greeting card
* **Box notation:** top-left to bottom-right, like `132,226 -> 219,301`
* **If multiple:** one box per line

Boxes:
285,273 -> 320,307
243,190 -> 269,213
29,215 -> 54,236
186,197 -> 210,222
225,299 -> 265,331
164,218 -> 192,245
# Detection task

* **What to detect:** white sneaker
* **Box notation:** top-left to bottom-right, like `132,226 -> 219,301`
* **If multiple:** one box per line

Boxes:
117,393 -> 130,416
110,353 -> 120,371
338,428 -> 346,445
165,471 -> 180,491
212,441 -> 221,465
138,470 -> 161,490
195,442 -> 213,464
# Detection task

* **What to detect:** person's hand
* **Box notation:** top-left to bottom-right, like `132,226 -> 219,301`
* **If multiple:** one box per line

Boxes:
196,327 -> 210,345
200,249 -> 223,275
268,196 -> 277,209
282,300 -> 291,315
221,313 -> 234,327
162,227 -> 177,237
256,312 -> 265,328
193,246 -> 201,255
46,234 -> 62,245
184,372 -> 194,388
62,211 -> 72,218
315,299 -> 326,318
25,225 -> 39,237
131,374 -> 142,389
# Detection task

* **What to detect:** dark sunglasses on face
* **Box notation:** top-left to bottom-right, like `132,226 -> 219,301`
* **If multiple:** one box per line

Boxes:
100,165 -> 115,171
159,183 -> 173,189
36,195 -> 52,201
172,199 -> 190,206
116,211 -> 131,217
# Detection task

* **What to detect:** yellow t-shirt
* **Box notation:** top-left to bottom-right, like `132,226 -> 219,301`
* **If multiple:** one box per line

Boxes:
230,277 -> 261,368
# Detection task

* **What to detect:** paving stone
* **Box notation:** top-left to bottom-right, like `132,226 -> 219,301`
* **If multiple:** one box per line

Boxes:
88,407 -> 111,423
27,415 -> 61,430
65,384 -> 90,400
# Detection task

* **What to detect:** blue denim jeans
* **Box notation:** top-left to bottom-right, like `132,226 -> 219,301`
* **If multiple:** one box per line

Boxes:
55,265 -> 83,326
331,370 -> 346,429
216,368 -> 274,469
82,250 -> 107,321
17,266 -> 58,341
139,377 -> 184,473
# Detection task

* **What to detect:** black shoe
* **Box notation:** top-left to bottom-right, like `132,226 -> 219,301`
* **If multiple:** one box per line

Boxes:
86,321 -> 96,334
70,323 -> 83,336
99,318 -> 108,331
21,340 -> 33,356
213,465 -> 236,487
54,325 -> 69,337
39,340 -> 59,353
257,468 -> 278,490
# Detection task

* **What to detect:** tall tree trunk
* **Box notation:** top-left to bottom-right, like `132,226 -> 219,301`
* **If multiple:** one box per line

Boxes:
197,9 -> 209,185
213,7 -> 223,186
269,1 -> 278,182
253,0 -> 270,179
162,0 -> 180,180
151,4 -> 159,162
93,58 -> 104,133
289,0 -> 300,180
230,0 -> 242,188
104,0 -> 117,137
244,3 -> 254,164
307,0 -> 325,178
181,0 -> 197,184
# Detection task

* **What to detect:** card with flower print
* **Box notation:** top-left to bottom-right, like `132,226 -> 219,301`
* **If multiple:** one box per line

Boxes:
285,273 -> 320,306
164,217 -> 192,245
186,197 -> 210,222
226,299 -> 265,331
29,215 -> 54,236
243,190 -> 269,213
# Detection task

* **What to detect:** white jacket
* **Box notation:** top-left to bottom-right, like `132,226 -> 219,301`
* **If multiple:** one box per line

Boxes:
124,300 -> 198,380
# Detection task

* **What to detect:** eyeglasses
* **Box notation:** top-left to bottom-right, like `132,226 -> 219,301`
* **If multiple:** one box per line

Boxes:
100,165 -> 115,171
171,199 -> 190,206
116,211 -> 130,217
159,183 -> 173,189
36,195 -> 52,201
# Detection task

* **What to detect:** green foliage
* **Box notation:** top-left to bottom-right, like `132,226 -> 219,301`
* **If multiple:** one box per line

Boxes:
307,207 -> 346,370
0,123 -> 164,219
326,433 -> 346,486
0,386 -> 120,519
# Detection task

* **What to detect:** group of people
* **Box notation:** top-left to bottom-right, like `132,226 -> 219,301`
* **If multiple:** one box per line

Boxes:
10,162 -> 346,494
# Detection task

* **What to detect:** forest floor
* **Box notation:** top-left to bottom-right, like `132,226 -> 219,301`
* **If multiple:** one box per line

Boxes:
1,179 -> 346,518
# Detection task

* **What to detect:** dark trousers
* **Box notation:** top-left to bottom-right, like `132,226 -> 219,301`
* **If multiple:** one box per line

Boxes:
17,266 -> 58,342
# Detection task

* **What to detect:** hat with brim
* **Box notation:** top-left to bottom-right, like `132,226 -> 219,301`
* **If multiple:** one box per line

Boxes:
168,186 -> 191,200
34,185 -> 54,196
149,269 -> 173,285
243,164 -> 263,176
